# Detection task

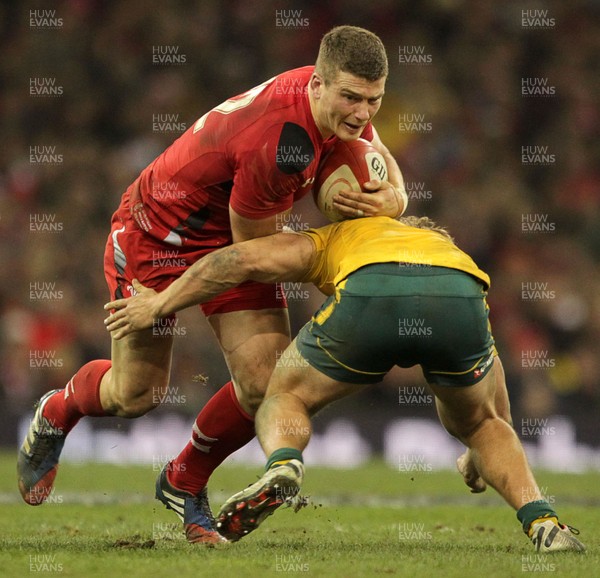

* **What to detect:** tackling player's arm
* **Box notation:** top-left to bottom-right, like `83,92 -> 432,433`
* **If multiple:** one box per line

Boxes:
103,232 -> 316,339
333,126 -> 408,219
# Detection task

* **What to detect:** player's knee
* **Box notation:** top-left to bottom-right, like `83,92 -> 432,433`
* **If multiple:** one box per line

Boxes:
458,413 -> 497,445
108,379 -> 164,417
237,386 -> 265,414
116,396 -> 158,417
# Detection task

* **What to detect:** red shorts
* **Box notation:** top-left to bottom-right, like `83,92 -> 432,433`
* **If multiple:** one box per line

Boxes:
103,207 -> 287,316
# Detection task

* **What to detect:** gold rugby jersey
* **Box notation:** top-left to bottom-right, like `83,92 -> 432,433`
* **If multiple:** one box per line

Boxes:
298,216 -> 490,296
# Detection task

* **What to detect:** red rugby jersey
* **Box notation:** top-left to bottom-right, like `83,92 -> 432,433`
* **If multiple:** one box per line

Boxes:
124,66 -> 372,248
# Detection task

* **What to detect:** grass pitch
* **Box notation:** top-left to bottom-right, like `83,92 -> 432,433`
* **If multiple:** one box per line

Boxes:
0,452 -> 597,578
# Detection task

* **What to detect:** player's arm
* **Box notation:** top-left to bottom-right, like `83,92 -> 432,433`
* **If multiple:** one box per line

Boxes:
333,126 -> 408,219
229,206 -> 288,242
104,232 -> 315,340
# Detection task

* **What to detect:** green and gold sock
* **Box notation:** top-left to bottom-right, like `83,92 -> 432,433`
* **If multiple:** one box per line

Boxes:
265,448 -> 303,471
517,500 -> 558,535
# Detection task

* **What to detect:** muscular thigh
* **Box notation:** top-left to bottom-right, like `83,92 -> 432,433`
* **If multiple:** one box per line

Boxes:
102,326 -> 174,415
267,339 -> 368,414
208,308 -> 291,414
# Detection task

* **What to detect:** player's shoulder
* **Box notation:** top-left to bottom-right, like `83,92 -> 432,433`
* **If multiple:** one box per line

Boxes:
256,66 -> 313,109
232,66 -> 317,153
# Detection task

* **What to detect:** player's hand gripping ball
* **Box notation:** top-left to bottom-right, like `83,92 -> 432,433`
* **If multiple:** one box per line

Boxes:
314,138 -> 388,222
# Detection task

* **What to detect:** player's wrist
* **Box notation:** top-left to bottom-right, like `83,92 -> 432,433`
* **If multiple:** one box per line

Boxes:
391,184 -> 408,218
153,291 -> 171,320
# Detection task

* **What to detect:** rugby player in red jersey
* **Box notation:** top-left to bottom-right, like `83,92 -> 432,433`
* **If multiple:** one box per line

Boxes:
18,25 -> 407,543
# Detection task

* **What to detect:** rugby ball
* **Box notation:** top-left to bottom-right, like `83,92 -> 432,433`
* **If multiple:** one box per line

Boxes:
314,138 -> 388,222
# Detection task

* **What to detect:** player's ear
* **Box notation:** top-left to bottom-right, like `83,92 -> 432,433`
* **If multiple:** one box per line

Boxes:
310,73 -> 323,99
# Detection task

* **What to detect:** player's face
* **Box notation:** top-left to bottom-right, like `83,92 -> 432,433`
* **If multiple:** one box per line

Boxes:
310,71 -> 385,141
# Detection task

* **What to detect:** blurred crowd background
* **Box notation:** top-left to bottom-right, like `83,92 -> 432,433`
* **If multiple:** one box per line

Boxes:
0,1 -> 598,457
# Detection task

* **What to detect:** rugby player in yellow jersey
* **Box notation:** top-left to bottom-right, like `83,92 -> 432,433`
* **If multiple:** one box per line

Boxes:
104,216 -> 585,553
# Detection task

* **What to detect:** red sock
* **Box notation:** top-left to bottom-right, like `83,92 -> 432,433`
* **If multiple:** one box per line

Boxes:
42,360 -> 111,432
169,381 -> 255,494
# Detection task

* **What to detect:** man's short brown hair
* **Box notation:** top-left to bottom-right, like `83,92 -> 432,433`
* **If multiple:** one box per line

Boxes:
315,25 -> 388,84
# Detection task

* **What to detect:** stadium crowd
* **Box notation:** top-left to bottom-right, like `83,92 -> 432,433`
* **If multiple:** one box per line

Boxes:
0,0 -> 598,451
